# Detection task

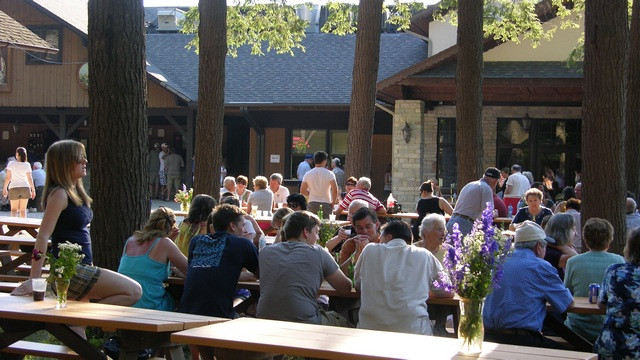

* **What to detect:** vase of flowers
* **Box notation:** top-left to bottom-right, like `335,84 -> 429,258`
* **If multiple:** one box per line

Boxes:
435,204 -> 512,355
174,184 -> 193,212
47,241 -> 85,309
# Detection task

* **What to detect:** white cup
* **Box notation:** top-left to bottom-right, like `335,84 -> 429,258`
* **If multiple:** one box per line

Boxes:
32,278 -> 46,301
344,228 -> 351,236
277,203 -> 283,209
329,214 -> 336,222
251,205 -> 258,216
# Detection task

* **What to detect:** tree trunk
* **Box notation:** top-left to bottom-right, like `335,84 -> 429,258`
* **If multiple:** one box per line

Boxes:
455,0 -> 484,190
88,0 -> 148,269
583,0 -> 628,254
626,0 -> 640,198
344,0 -> 383,179
193,0 -> 226,197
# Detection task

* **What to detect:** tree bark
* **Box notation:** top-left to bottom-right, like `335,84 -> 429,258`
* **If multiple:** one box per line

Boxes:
88,0 -> 148,269
626,0 -> 640,198
344,0 -> 383,179
583,0 -> 628,254
193,0 -> 226,197
455,0 -> 484,189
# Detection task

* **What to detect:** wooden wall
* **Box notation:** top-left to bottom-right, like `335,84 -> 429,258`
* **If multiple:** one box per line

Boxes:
0,0 -> 89,108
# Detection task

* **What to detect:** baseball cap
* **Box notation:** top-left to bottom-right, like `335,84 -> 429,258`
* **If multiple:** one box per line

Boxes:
515,221 -> 555,244
484,167 -> 501,179
161,143 -> 168,148
304,154 -> 313,159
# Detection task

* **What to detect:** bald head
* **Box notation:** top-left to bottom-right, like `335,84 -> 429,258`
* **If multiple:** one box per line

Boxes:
348,200 -> 369,221
627,198 -> 637,215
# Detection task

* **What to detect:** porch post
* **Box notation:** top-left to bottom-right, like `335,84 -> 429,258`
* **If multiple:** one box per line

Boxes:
392,100 -> 425,208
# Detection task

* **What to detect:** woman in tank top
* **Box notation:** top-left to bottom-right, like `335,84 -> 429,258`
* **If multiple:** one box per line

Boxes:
412,180 -> 454,241
119,207 -> 187,310
12,140 -> 142,308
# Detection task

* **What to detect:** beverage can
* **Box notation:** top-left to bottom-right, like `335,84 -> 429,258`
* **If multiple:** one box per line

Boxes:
589,283 -> 600,304
508,205 -> 513,218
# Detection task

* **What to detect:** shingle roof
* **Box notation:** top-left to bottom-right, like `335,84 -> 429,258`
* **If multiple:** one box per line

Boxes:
27,0 -> 88,36
414,61 -> 583,79
0,10 -> 58,53
146,33 -> 428,104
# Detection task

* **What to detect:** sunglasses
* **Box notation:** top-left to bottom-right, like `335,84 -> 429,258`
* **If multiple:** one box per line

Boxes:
288,203 -> 300,208
346,183 -> 356,186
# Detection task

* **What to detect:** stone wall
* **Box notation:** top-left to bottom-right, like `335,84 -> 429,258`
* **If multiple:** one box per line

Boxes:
391,104 -> 582,208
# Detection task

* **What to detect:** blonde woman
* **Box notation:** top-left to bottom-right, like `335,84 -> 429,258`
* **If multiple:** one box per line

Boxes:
247,176 -> 273,212
12,140 -> 141,306
119,207 -> 188,310
2,147 -> 35,217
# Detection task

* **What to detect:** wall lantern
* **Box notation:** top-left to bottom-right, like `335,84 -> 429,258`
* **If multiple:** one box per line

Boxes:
12,121 -> 20,134
401,122 -> 411,143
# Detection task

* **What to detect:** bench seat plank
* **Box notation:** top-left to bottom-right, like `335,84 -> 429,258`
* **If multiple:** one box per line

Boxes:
2,340 -> 81,360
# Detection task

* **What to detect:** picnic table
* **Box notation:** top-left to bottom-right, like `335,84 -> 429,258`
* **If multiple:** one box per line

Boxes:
0,293 -> 226,359
0,236 -> 50,275
0,216 -> 41,237
171,317 -> 597,360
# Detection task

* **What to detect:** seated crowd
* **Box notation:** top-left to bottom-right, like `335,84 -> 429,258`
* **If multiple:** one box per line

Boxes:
14,146 -> 640,359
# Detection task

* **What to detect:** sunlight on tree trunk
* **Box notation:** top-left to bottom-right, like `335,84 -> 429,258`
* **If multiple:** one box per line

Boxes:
583,0 -> 628,254
626,0 -> 640,198
193,0 -> 226,197
344,0 -> 383,179
88,0 -> 148,269
455,0 -> 484,189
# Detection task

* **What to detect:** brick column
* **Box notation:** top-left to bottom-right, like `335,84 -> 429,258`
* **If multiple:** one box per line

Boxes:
392,100 -> 425,208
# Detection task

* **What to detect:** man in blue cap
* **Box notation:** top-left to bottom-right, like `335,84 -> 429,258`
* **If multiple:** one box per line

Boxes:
296,154 -> 313,189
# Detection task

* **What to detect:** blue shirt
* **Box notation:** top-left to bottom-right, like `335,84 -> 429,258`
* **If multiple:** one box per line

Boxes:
179,231 -> 259,319
483,248 -> 573,332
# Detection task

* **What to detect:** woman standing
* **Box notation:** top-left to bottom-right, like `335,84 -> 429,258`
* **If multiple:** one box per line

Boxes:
119,207 -> 187,310
2,147 -> 35,217
12,140 -> 141,306
412,181 -> 453,241
594,228 -> 640,359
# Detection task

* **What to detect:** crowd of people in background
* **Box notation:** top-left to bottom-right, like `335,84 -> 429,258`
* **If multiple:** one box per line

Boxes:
6,140 -> 640,359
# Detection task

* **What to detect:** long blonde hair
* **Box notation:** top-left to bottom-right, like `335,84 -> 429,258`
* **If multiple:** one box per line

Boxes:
42,140 -> 92,209
133,207 -> 176,244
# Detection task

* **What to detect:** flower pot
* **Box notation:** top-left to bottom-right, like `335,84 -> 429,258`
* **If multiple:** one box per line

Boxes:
458,297 -> 485,355
55,278 -> 70,309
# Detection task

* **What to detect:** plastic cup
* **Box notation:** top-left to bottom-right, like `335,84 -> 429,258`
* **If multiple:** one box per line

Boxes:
277,203 -> 283,209
32,278 -> 46,301
329,214 -> 336,222
251,205 -> 258,216
344,228 -> 351,236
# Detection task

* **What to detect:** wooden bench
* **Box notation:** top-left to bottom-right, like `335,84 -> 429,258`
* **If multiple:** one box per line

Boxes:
2,340 -> 80,360
0,216 -> 41,237
0,281 -> 20,292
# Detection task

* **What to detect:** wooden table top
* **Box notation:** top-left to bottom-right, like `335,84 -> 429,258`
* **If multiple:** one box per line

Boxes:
0,216 -> 42,227
0,293 -> 225,332
171,317 -> 597,360
379,212 -> 420,220
0,235 -> 43,246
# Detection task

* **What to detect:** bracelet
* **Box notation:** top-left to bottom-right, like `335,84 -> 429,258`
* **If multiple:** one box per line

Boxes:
32,249 -> 43,261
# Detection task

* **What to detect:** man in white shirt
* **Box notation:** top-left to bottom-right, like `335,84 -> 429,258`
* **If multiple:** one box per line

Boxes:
301,151 -> 338,219
355,220 -> 453,335
269,173 -> 290,206
504,164 -> 530,215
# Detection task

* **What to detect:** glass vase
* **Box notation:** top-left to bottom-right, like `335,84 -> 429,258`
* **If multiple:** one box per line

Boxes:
180,202 -> 189,213
55,278 -> 70,309
458,297 -> 485,355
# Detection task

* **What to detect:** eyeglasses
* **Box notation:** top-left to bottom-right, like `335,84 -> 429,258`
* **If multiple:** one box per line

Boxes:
346,183 -> 356,187
288,203 -> 300,208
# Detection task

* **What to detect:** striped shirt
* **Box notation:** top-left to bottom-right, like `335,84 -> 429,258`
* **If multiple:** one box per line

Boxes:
338,189 -> 384,212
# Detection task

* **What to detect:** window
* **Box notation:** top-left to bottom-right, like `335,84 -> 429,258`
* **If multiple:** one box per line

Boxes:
290,129 -> 346,178
26,26 -> 62,64
0,47 -> 8,91
436,118 -> 457,191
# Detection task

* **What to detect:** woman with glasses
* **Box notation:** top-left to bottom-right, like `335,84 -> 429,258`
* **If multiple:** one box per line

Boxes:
119,207 -> 187,310
340,176 -> 357,200
12,140 -> 141,307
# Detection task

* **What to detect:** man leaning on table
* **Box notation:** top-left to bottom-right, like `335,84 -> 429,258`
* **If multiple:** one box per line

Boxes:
354,220 -> 453,335
483,220 -> 574,349
447,167 -> 499,236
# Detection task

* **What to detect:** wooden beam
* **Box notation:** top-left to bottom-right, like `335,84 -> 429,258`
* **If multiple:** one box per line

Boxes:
37,114 -> 59,138
165,116 -> 186,138
67,115 -> 87,135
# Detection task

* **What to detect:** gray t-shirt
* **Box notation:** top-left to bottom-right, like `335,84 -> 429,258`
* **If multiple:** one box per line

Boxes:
248,189 -> 273,212
257,241 -> 338,324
